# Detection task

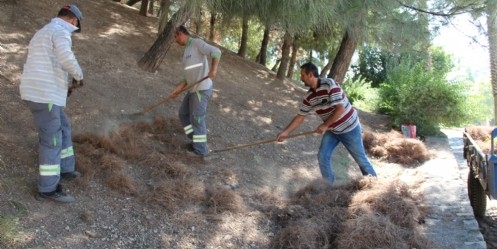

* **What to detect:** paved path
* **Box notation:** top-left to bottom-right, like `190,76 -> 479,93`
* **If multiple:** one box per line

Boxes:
417,129 -> 486,248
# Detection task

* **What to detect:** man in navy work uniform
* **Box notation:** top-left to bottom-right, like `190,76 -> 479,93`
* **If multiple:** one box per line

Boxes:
20,5 -> 84,203
171,25 -> 221,160
276,62 -> 377,184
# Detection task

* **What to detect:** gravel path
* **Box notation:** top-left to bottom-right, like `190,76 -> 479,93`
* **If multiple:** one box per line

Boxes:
419,129 -> 488,248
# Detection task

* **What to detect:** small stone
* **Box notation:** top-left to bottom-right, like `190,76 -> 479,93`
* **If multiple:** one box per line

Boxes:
85,230 -> 99,238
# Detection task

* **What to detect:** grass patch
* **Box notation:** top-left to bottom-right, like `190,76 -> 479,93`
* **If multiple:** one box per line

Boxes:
0,215 -> 22,246
0,200 -> 28,246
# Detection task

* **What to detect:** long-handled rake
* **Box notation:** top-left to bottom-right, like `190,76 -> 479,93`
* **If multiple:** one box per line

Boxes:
123,76 -> 209,117
210,130 -> 316,153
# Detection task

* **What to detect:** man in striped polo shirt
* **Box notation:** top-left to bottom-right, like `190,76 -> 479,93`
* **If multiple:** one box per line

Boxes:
20,5 -> 84,203
276,62 -> 376,184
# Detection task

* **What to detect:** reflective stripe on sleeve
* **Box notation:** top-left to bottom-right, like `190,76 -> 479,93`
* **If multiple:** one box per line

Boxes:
40,164 -> 60,176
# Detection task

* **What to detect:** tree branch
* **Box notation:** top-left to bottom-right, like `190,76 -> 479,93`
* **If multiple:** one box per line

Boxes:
395,0 -> 485,17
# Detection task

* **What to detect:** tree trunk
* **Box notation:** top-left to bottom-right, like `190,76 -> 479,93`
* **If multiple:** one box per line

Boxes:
319,54 -> 333,78
138,8 -> 190,72
139,0 -> 149,16
488,0 -> 497,123
126,0 -> 140,6
276,31 -> 293,80
209,11 -> 218,42
271,59 -> 281,72
157,0 -> 168,17
327,30 -> 358,84
287,36 -> 299,78
193,8 -> 203,35
157,0 -> 171,33
148,0 -> 154,15
238,16 -> 249,58
257,23 -> 270,66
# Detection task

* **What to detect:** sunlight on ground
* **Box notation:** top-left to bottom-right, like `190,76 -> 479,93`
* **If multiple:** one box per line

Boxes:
274,99 -> 299,108
100,23 -> 142,37
247,100 -> 262,111
1,33 -> 29,41
210,213 -> 267,248
220,106 -> 233,114
253,116 -> 272,125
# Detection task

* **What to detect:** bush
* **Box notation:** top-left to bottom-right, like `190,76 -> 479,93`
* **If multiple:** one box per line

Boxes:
377,62 -> 468,135
342,76 -> 380,112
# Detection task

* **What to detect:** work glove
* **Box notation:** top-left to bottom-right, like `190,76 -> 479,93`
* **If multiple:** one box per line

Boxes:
72,78 -> 84,87
67,78 -> 84,97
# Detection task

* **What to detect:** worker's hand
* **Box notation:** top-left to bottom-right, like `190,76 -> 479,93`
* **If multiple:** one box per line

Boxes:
68,78 -> 83,97
315,123 -> 329,135
67,86 -> 75,97
276,131 -> 289,143
170,90 -> 179,99
208,70 -> 217,80
171,83 -> 185,99
72,78 -> 83,87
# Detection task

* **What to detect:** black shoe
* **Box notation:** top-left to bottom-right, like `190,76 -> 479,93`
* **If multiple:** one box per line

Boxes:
61,171 -> 81,181
36,184 -> 75,203
186,149 -> 201,157
201,153 -> 220,161
185,142 -> 194,151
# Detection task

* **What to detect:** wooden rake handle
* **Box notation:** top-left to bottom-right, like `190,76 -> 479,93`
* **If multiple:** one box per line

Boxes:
210,130 -> 316,153
134,76 -> 209,115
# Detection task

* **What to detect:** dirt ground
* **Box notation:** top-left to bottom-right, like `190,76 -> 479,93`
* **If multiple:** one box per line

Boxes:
0,0 -> 485,248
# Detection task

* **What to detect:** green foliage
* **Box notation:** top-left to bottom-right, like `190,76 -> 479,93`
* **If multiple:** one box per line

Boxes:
460,78 -> 494,125
0,215 -> 20,245
351,47 -> 389,87
0,199 -> 27,246
352,46 -> 452,89
219,18 -> 265,60
378,61 -> 469,135
430,46 -> 454,76
342,76 -> 379,112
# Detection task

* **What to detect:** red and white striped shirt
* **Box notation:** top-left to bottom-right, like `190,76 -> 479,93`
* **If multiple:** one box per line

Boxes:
298,78 -> 359,134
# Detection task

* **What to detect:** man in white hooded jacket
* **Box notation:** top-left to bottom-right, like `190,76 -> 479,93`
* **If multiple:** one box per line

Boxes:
20,5 -> 84,203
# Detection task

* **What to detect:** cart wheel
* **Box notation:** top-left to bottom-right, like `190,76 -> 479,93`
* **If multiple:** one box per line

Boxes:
468,167 -> 487,217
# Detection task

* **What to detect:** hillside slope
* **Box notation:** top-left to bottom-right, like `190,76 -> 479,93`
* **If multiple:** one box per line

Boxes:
0,1 -> 435,249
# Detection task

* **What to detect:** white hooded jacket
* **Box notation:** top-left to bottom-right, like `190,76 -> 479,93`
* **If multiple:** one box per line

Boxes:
20,17 -> 83,107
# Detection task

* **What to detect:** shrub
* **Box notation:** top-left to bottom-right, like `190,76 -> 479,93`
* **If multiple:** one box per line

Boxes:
378,62 -> 468,135
342,76 -> 380,112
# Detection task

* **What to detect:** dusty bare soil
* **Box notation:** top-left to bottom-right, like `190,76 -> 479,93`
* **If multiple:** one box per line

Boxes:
0,0 -> 480,248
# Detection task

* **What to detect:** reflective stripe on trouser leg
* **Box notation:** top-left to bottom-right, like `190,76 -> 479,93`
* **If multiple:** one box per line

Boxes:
60,110 -> 75,174
40,164 -> 60,176
179,93 -> 193,139
183,124 -> 193,135
193,134 -> 207,143
190,88 -> 212,156
25,101 -> 64,193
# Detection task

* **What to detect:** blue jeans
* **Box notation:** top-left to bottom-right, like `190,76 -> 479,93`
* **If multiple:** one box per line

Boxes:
317,124 -> 377,184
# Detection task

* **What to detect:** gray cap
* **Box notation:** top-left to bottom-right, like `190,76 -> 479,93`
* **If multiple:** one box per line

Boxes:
61,5 -> 83,32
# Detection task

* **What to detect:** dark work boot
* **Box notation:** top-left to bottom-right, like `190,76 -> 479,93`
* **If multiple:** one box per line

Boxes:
61,171 -> 81,181
36,184 -> 75,203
